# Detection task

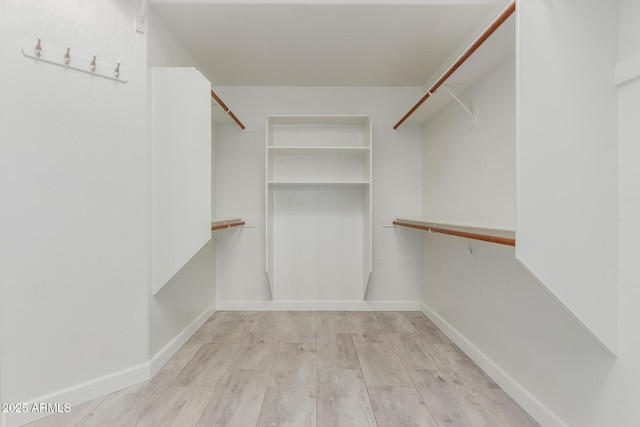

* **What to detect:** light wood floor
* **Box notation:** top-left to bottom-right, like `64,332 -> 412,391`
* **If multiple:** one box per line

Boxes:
26,311 -> 539,427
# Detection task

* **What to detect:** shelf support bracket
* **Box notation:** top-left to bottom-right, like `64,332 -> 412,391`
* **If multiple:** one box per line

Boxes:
442,85 -> 474,118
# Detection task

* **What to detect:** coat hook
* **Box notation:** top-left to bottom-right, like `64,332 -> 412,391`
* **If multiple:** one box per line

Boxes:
114,61 -> 120,79
35,37 -> 42,57
64,46 -> 71,64
90,54 -> 96,72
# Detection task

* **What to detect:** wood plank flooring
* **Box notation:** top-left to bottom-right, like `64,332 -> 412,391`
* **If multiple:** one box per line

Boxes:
26,311 -> 539,427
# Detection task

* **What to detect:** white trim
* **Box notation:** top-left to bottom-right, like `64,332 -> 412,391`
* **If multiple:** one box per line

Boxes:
8,302 -> 217,427
420,302 -> 569,427
217,299 -> 421,311
149,302 -> 217,375
7,362 -> 150,427
615,51 -> 640,86
151,0 -> 496,4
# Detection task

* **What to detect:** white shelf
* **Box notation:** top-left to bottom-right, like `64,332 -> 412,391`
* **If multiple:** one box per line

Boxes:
268,180 -> 370,186
268,146 -> 370,156
395,217 -> 515,240
269,116 -> 371,149
268,115 -> 370,125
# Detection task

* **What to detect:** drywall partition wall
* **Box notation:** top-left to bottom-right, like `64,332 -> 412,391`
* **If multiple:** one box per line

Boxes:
422,54 -> 515,228
423,55 -> 640,425
0,1 -> 149,426
418,48 -> 611,427
517,0 -> 619,353
619,0 -> 640,59
420,3 -> 640,425
214,87 -> 423,310
151,67 -> 212,295
147,9 -> 216,367
148,241 -> 216,367
614,1 -> 640,425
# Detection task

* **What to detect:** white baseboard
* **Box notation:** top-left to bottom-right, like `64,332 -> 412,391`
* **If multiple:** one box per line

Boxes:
7,362 -> 150,427
148,302 -> 217,376
8,302 -> 217,427
420,302 -> 568,427
216,299 -> 421,311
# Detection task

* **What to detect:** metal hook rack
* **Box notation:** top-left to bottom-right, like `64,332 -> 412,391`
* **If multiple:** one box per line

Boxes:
22,37 -> 129,82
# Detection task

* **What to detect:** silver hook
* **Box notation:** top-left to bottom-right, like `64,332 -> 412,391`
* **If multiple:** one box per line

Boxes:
64,46 -> 70,64
114,61 -> 120,79
35,37 -> 42,57
90,54 -> 96,72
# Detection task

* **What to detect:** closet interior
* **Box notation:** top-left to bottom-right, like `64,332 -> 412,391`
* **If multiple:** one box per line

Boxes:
4,0 -> 627,426
146,1 -> 619,424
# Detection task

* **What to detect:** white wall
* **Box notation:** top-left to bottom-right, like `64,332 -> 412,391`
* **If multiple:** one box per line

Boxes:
422,236 -> 615,427
147,9 -> 216,361
0,5 -> 217,426
0,1 -> 149,425
420,2 -> 640,426
516,0 -> 619,353
422,55 -> 515,227
614,0 -> 640,425
619,0 -> 640,58
214,86 -> 423,308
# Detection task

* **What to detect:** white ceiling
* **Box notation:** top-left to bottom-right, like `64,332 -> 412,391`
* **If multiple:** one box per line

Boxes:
151,0 -> 509,86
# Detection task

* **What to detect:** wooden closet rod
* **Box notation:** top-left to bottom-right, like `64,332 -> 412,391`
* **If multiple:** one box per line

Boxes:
211,221 -> 246,231
393,1 -> 515,129
211,89 -> 246,130
393,220 -> 516,247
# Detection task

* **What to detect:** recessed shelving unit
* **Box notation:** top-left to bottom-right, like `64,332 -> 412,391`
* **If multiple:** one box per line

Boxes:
266,115 -> 372,300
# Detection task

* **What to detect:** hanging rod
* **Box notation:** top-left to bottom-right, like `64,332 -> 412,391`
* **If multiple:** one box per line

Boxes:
211,88 -> 246,130
393,220 -> 515,247
393,1 -> 515,129
212,220 -> 245,231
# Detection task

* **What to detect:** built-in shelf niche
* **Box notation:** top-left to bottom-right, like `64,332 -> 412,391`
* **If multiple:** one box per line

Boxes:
266,116 -> 372,300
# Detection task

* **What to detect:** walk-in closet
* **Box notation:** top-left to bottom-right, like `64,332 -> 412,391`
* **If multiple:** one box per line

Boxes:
2,0 -> 638,426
